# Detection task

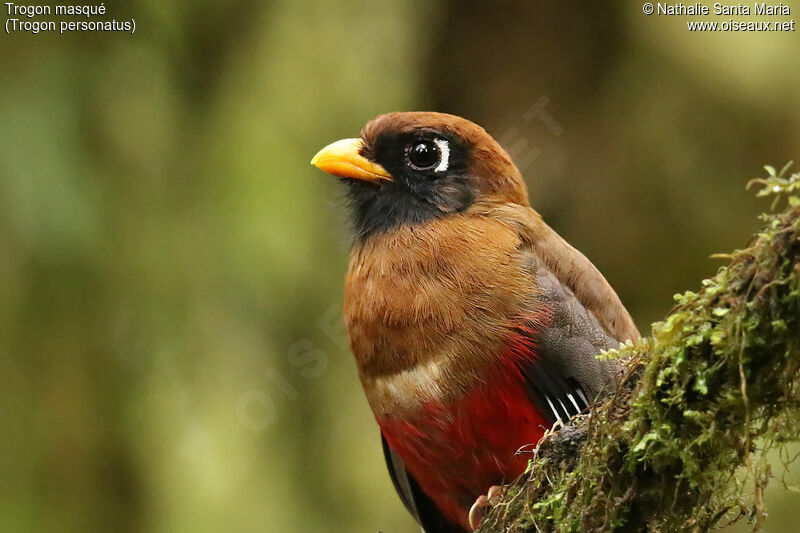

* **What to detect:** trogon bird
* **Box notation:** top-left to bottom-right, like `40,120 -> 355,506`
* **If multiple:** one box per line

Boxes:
311,112 -> 639,532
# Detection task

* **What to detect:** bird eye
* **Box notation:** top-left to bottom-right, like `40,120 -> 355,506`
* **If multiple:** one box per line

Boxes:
407,141 -> 441,170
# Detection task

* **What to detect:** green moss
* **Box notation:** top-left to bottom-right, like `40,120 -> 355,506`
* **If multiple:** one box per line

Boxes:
479,166 -> 800,533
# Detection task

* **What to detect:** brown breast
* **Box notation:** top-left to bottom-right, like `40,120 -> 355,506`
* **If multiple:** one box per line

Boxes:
344,206 -> 537,417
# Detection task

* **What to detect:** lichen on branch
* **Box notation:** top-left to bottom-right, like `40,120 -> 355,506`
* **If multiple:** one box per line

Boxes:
478,165 -> 800,533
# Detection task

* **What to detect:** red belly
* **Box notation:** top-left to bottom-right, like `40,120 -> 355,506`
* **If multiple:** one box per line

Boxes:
377,358 -> 549,530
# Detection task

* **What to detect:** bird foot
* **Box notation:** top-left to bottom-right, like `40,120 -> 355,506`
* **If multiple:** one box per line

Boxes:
468,485 -> 504,531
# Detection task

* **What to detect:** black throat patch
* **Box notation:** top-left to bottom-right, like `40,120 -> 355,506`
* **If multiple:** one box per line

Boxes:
343,176 -> 474,240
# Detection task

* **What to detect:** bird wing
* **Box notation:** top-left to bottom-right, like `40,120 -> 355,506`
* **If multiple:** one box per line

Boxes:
498,203 -> 640,344
381,434 -> 464,533
517,346 -> 594,425
515,243 -> 626,425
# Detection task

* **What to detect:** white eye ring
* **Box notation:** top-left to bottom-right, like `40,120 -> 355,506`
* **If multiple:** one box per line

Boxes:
433,139 -> 450,172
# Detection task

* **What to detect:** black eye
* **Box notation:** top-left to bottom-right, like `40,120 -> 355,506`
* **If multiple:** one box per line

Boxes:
407,141 -> 440,170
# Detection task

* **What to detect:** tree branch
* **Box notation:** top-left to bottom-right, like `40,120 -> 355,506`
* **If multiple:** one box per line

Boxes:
478,166 -> 800,533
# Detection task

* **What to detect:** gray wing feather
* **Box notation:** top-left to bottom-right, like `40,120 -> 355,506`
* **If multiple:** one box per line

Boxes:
521,250 -> 624,414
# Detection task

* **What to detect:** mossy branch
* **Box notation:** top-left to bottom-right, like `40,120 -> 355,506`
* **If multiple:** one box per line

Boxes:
478,165 -> 800,533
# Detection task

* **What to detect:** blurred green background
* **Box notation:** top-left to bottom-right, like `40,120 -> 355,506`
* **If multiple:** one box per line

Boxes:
1,2 -> 799,532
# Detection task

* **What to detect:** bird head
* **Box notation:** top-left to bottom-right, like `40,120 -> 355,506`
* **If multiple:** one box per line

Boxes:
311,112 -> 529,238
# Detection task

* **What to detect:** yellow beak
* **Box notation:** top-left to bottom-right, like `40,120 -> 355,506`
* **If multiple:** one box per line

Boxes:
310,138 -> 392,183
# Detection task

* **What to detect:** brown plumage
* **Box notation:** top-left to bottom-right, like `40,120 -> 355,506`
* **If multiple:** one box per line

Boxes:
312,111 -> 639,532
